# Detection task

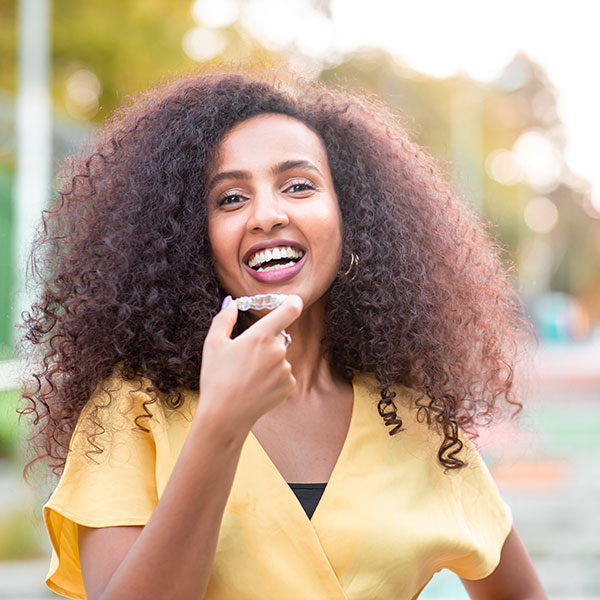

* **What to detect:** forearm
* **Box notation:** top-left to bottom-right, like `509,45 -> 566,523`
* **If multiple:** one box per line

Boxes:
461,527 -> 546,600
96,408 -> 246,600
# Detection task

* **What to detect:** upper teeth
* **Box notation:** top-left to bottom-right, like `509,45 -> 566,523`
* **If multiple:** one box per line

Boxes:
247,246 -> 305,269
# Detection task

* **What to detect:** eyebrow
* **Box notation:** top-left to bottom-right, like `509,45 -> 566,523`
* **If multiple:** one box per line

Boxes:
208,159 -> 323,190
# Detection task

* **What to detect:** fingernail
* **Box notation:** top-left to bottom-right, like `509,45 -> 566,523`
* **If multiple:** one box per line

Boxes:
221,295 -> 232,310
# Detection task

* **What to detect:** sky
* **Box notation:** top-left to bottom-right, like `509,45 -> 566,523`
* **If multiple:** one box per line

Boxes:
213,0 -> 600,210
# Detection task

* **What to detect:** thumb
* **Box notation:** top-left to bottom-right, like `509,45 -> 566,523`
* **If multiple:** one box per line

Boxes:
206,296 -> 239,342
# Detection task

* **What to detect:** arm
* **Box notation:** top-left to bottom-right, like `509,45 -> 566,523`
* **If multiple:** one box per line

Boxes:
78,296 -> 303,600
461,526 -> 546,600
79,409 -> 244,600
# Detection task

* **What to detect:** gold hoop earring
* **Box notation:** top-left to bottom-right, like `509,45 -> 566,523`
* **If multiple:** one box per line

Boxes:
343,252 -> 359,281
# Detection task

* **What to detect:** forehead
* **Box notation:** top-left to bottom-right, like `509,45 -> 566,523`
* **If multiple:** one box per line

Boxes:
213,113 -> 329,171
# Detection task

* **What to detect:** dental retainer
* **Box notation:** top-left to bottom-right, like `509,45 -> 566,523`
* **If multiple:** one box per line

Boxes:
234,293 -> 287,311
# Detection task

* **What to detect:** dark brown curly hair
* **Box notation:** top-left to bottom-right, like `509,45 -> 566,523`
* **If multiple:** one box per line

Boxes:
20,66 -> 532,476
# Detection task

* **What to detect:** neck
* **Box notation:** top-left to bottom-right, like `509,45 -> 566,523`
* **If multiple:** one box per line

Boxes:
284,298 -> 337,400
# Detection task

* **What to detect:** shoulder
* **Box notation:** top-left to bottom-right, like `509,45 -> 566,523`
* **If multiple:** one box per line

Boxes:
354,371 -> 484,465
75,371 -> 159,442
80,369 -> 197,430
353,370 -> 435,431
71,370 -> 197,463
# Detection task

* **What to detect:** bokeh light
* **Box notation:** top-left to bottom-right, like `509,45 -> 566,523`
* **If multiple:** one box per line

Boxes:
182,26 -> 227,62
524,196 -> 559,234
65,68 -> 100,120
485,149 -> 523,185
191,0 -> 239,28
513,130 -> 562,192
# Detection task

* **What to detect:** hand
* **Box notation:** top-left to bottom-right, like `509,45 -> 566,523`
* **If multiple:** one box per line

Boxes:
197,295 -> 303,439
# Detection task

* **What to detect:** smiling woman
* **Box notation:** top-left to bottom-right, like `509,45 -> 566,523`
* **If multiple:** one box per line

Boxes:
20,68 -> 545,599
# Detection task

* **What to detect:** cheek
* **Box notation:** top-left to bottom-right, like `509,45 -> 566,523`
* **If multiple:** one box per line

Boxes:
304,203 -> 343,266
207,219 -> 236,277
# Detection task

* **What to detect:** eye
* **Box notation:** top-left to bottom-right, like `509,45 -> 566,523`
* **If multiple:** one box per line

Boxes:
284,180 -> 316,194
217,193 -> 247,207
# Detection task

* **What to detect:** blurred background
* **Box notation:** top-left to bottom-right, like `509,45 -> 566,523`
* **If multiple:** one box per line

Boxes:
0,0 -> 599,598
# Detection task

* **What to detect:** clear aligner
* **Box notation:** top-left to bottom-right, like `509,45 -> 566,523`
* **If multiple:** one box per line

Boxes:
235,294 -> 287,311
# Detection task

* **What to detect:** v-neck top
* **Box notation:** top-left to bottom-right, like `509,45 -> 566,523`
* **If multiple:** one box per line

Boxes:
43,371 -> 512,600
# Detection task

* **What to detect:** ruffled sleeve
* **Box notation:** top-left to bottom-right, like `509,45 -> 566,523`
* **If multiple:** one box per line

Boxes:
43,376 -> 163,599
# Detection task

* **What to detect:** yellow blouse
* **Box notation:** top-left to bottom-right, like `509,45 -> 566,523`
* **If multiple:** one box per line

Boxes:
44,371 -> 512,599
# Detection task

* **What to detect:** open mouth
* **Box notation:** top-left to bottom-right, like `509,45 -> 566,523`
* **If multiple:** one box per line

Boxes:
246,245 -> 306,272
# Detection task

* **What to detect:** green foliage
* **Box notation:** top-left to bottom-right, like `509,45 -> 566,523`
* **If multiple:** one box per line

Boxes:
52,0 -> 196,120
0,507 -> 46,560
0,166 -> 14,352
0,388 -> 20,459
0,388 -> 45,561
0,1 -> 16,92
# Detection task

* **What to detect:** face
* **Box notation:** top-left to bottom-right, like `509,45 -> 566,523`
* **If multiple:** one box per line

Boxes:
206,113 -> 343,311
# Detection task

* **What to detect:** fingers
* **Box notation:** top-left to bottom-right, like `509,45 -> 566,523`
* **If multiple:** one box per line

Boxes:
242,295 -> 303,338
206,294 -> 303,347
205,298 -> 239,342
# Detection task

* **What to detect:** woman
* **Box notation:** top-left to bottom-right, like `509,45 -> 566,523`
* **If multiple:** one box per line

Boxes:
22,68 -> 545,598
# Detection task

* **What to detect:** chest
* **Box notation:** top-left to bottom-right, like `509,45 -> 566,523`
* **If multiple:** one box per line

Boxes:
250,386 -> 354,483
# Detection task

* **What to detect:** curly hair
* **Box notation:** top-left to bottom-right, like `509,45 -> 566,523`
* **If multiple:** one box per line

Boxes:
20,66 -> 532,476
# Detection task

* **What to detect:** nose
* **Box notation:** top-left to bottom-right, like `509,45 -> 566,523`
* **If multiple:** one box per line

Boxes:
246,189 -> 289,233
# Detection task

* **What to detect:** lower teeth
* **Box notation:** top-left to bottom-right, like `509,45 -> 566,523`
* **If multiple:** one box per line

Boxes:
256,261 -> 297,272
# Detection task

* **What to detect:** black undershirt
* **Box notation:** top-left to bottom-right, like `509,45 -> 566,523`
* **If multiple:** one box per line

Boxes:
288,483 -> 327,519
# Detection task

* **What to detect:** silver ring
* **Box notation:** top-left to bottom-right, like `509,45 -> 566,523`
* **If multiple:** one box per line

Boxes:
280,330 -> 292,347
